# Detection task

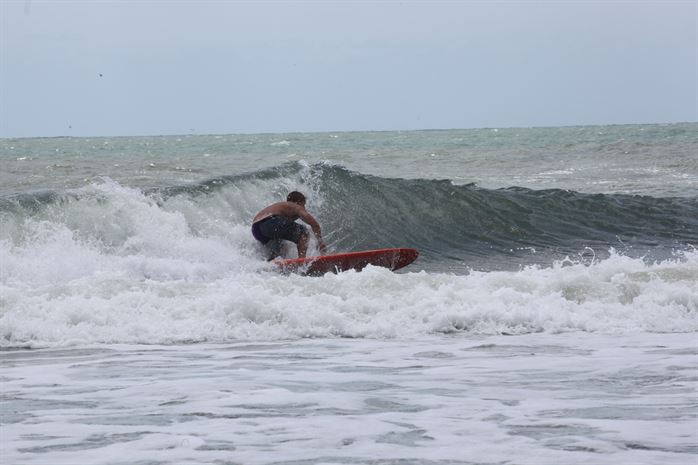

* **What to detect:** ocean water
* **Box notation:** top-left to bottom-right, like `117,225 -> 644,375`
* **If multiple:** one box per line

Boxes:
1,123 -> 697,464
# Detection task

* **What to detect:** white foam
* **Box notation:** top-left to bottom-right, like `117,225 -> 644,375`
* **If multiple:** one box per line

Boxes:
1,180 -> 696,347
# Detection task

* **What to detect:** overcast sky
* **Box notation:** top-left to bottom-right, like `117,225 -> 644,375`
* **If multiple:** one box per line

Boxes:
1,1 -> 696,137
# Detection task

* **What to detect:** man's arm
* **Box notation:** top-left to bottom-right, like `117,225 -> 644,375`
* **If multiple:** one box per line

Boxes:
297,207 -> 326,252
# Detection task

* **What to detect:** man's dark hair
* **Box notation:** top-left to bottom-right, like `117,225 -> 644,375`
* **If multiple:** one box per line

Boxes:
287,191 -> 306,204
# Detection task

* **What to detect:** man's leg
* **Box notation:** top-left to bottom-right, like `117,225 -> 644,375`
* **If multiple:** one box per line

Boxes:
296,231 -> 309,258
266,239 -> 283,261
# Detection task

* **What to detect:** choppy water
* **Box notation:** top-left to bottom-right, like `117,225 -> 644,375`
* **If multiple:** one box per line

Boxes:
3,334 -> 696,465
1,123 -> 697,464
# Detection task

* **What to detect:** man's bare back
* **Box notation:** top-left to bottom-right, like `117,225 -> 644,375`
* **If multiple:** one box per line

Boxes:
253,201 -> 303,224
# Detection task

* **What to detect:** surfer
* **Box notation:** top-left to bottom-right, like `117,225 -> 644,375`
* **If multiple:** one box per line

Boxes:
251,191 -> 326,260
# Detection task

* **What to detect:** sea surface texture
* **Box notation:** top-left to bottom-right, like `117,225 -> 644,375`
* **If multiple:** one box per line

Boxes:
1,123 -> 697,464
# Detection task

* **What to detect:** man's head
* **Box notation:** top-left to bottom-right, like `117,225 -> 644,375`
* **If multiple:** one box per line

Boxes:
287,191 -> 306,206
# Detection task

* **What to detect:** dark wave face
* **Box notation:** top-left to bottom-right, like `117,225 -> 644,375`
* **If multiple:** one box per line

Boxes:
307,165 -> 698,270
1,162 -> 696,272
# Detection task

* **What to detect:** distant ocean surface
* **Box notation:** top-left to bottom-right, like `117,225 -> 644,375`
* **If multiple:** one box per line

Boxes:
1,123 -> 697,464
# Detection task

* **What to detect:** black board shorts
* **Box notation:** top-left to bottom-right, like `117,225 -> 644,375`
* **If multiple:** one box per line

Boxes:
251,215 -> 306,245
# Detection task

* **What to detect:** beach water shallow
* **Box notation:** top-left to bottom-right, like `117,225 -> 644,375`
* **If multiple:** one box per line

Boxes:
2,333 -> 696,465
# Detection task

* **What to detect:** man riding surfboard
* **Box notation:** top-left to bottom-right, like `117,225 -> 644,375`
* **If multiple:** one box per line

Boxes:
251,191 -> 326,260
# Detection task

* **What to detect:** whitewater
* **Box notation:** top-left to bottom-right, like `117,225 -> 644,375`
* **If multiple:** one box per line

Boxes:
1,124 -> 697,464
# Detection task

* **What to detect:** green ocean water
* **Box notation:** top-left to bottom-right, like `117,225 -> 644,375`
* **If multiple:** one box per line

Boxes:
2,123 -> 696,197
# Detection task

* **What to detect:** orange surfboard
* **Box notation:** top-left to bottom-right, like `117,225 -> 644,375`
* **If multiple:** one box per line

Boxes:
276,248 -> 419,276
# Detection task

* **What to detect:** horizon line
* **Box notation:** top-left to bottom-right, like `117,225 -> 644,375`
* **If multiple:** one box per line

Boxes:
1,120 -> 696,141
